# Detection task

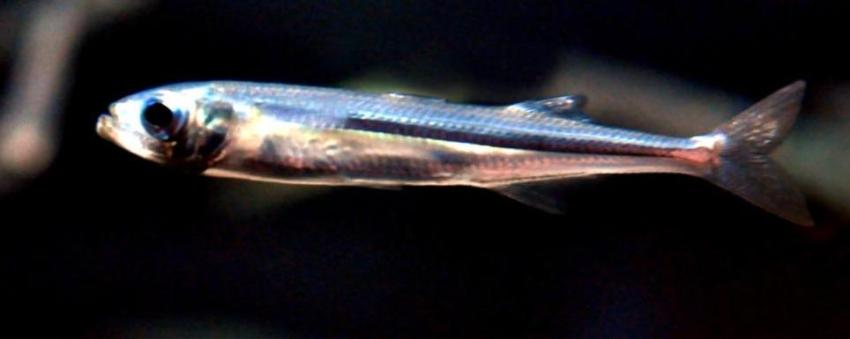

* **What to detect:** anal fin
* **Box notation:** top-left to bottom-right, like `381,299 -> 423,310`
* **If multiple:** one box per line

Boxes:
490,176 -> 596,214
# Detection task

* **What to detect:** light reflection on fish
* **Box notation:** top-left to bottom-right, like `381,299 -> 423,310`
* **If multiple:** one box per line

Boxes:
96,80 -> 812,225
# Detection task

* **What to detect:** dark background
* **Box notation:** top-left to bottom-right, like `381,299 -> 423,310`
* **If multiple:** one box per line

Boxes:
2,1 -> 849,338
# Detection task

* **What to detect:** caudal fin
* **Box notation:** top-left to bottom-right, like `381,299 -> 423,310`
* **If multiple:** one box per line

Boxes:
707,80 -> 813,226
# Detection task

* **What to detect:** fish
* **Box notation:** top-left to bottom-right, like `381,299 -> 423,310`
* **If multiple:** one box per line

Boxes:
96,80 -> 812,225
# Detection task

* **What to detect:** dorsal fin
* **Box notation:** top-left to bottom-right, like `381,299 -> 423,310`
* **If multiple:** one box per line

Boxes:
507,95 -> 592,122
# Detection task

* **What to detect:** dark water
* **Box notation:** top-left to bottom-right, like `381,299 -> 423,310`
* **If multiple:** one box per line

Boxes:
3,1 -> 850,337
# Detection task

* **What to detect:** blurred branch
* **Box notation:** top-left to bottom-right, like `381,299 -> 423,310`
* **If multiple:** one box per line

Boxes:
783,85 -> 850,220
542,52 -> 849,222
347,52 -> 850,222
540,52 -> 748,135
0,0 -> 151,193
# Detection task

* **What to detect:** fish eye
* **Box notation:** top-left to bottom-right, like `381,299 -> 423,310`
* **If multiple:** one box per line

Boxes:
141,100 -> 186,140
143,102 -> 173,128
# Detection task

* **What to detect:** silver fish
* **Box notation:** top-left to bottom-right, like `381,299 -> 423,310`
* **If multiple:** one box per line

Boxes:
96,80 -> 812,225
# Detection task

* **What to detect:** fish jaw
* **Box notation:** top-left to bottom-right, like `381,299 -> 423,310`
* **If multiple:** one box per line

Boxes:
95,112 -> 113,140
96,111 -> 167,164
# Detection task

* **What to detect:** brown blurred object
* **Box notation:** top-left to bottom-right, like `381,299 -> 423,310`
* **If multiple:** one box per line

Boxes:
783,84 -> 850,222
541,52 -> 849,223
347,52 -> 850,223
0,0 -> 151,193
539,52 -> 749,135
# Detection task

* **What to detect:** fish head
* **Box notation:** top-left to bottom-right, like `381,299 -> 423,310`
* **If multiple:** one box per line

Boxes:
97,83 -> 234,168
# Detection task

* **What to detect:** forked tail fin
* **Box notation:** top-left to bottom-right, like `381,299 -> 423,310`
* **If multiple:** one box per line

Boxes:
707,81 -> 813,225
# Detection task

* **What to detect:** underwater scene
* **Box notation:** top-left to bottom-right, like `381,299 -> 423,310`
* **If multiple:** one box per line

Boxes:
1,1 -> 849,337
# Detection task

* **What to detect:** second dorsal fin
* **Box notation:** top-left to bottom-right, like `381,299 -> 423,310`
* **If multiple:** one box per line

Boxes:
507,95 -> 591,122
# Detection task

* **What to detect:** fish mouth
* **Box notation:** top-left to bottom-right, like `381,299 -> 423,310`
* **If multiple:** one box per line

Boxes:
95,109 -> 167,164
96,112 -> 117,143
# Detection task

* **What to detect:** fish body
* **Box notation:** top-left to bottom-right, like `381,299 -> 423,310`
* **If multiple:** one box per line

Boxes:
97,81 -> 812,225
